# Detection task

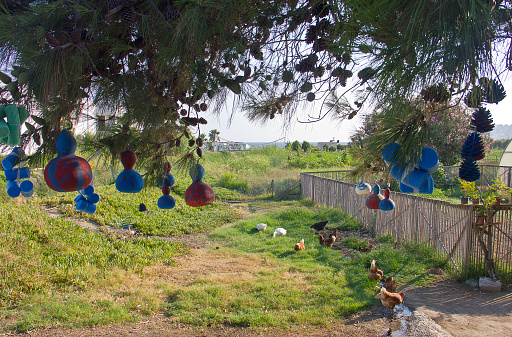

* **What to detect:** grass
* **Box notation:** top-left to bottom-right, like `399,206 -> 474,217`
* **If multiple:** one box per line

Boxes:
39,184 -> 242,236
0,146 -> 454,331
160,200 -> 448,327
0,201 -> 186,331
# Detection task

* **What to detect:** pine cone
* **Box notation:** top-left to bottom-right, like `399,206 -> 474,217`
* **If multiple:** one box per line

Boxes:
45,33 -> 61,47
120,6 -> 135,26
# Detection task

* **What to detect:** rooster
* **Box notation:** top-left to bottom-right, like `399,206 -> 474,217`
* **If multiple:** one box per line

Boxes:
310,220 -> 328,231
380,287 -> 405,313
358,244 -> 373,253
368,260 -> 384,280
318,234 -> 325,245
294,239 -> 305,251
324,234 -> 336,247
383,276 -> 397,293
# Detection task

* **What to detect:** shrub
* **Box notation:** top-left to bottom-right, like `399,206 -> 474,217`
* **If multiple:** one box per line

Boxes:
219,173 -> 249,192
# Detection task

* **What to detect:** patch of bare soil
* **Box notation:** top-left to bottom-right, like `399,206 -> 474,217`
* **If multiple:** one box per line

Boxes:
403,280 -> 512,337
22,202 -> 512,337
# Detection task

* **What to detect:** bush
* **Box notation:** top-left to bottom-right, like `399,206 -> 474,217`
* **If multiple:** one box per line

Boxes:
219,173 -> 249,192
288,151 -> 351,169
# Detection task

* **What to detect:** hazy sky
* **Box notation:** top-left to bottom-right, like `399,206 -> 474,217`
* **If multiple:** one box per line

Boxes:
203,83 -> 512,144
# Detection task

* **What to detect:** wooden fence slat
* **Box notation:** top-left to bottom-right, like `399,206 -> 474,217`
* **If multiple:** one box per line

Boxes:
301,171 -> 512,277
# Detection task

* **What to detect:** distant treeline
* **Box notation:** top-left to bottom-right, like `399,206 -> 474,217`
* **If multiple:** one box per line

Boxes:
491,138 -> 511,149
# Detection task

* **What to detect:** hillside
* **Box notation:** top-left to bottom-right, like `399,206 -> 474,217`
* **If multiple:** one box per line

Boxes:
491,124 -> 512,140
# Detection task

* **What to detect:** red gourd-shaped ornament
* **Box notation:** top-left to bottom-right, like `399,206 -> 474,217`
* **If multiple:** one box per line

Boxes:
44,130 -> 92,192
366,184 -> 383,209
379,188 -> 395,211
157,161 -> 176,209
115,150 -> 144,193
185,163 -> 215,207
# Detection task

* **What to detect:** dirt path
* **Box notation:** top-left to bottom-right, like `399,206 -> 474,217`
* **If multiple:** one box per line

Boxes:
18,203 -> 511,337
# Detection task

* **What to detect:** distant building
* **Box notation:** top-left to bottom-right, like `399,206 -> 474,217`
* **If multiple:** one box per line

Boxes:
318,138 -> 339,151
209,141 -> 250,152
95,107 -> 116,135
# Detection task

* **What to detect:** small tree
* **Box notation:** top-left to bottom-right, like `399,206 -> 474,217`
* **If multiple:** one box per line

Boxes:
302,141 -> 312,153
337,144 -> 344,151
291,140 -> 301,152
323,143 -> 329,151
329,146 -> 336,152
208,129 -> 220,143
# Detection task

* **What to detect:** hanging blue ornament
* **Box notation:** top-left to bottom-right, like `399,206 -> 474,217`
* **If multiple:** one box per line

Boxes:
459,159 -> 480,182
116,150 -> 144,193
461,132 -> 485,161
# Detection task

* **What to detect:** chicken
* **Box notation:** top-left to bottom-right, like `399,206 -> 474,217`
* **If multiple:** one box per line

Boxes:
256,223 -> 267,231
329,228 -> 338,238
294,239 -> 305,251
358,244 -> 373,253
324,234 -> 336,247
310,220 -> 328,231
273,228 -> 287,237
368,260 -> 384,280
383,276 -> 397,293
318,234 -> 325,245
380,287 -> 405,312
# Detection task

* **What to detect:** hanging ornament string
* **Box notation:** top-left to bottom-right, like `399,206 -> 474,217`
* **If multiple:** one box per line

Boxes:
87,149 -> 103,188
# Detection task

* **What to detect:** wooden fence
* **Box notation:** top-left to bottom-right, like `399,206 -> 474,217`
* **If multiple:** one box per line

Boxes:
443,164 -> 512,189
301,171 -> 512,279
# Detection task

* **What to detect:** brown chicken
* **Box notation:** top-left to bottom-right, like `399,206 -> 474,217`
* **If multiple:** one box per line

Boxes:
368,259 -> 384,280
358,244 -> 373,253
329,229 -> 338,238
383,276 -> 397,292
294,239 -> 305,251
324,235 -> 336,247
380,287 -> 405,312
318,234 -> 325,245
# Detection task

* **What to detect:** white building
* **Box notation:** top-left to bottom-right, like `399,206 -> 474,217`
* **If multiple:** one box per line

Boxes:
317,138 -> 339,151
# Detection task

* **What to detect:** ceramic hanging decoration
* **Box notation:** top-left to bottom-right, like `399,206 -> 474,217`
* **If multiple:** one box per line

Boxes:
366,184 -> 383,209
2,147 -> 33,198
44,130 -> 92,192
74,185 -> 100,214
157,161 -> 176,187
157,161 -> 176,209
379,188 -> 395,211
382,143 -> 439,194
115,150 -> 144,193
459,107 -> 494,182
355,179 -> 372,195
185,163 -> 215,207
0,104 -> 30,145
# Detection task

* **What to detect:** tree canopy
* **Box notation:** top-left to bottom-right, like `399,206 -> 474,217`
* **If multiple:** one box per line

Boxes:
0,0 -> 510,174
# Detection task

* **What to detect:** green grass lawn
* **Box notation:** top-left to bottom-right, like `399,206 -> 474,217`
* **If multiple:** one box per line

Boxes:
39,184 -> 243,236
163,200 -> 447,327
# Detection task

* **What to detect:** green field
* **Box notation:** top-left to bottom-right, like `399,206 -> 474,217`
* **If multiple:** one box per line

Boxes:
0,146 -> 454,332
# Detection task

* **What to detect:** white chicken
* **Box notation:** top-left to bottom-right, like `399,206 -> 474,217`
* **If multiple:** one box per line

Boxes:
256,223 -> 267,231
273,228 -> 287,237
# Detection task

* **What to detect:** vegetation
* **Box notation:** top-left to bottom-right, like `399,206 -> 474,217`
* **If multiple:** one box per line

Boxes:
0,202 -> 186,331
0,0 -> 510,178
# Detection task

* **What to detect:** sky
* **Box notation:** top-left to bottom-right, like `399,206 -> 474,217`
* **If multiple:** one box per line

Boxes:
202,99 -> 362,144
202,87 -> 511,144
